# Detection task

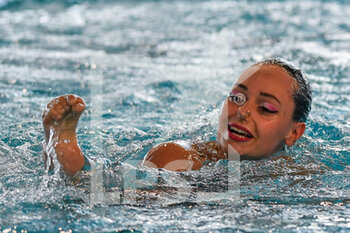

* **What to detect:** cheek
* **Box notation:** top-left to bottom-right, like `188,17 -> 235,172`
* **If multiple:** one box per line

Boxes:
259,119 -> 287,138
226,101 -> 239,118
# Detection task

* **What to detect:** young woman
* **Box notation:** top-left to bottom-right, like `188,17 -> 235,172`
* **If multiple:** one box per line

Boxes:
42,58 -> 312,176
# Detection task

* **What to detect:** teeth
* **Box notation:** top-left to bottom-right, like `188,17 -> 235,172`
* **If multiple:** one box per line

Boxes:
229,125 -> 250,137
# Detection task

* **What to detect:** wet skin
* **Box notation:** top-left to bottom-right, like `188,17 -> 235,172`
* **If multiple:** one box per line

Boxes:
217,64 -> 305,160
144,64 -> 306,169
42,95 -> 86,176
43,96 -> 225,174
42,64 -> 305,175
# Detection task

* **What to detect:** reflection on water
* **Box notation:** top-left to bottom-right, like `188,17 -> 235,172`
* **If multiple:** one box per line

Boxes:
0,0 -> 349,232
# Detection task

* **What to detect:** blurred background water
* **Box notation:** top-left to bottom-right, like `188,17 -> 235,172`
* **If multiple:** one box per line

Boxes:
0,0 -> 349,232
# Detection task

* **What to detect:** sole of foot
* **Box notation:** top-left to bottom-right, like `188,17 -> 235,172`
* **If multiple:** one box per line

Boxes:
42,94 -> 86,142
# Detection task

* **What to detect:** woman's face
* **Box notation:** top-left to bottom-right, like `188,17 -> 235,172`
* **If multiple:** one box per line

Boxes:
217,64 -> 305,159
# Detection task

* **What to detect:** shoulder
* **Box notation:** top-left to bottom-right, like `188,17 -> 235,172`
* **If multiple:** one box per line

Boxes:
141,141 -> 203,171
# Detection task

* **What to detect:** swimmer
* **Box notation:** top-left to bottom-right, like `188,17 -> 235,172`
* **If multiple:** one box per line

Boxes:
42,58 -> 312,176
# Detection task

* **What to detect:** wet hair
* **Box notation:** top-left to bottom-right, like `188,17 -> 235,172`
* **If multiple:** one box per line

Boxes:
257,58 -> 312,122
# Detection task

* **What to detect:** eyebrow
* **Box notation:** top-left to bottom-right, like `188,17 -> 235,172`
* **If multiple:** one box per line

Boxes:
236,83 -> 281,104
237,84 -> 248,90
260,92 -> 281,105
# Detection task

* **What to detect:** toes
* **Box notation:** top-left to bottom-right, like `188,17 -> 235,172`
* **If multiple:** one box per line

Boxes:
76,96 -> 85,106
58,96 -> 68,107
47,96 -> 68,109
44,94 -> 85,121
44,95 -> 70,121
67,95 -> 78,106
56,104 -> 66,115
64,104 -> 70,111
72,103 -> 85,113
50,109 -> 61,121
47,102 -> 54,109
70,95 -> 86,113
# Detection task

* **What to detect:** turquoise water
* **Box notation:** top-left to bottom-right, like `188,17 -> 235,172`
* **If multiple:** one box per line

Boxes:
1,0 -> 350,232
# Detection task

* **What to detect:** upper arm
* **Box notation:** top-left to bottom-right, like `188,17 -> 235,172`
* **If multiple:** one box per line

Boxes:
141,142 -> 203,172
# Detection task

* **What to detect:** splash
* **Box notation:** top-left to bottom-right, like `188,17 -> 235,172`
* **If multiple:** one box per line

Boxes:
41,127 -> 64,187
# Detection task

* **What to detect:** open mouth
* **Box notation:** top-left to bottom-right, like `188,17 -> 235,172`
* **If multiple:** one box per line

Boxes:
227,123 -> 253,142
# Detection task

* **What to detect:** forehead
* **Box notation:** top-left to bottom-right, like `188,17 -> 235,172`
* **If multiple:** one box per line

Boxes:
236,64 -> 295,93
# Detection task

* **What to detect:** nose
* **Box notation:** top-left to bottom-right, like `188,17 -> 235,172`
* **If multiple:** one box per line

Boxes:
236,102 -> 251,121
237,107 -> 251,120
225,97 -> 253,121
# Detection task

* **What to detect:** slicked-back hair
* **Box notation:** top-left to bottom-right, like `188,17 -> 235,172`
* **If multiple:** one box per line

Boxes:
257,58 -> 312,122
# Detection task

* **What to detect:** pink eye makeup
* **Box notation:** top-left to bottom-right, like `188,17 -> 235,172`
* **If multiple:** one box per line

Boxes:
261,102 -> 279,113
229,91 -> 247,106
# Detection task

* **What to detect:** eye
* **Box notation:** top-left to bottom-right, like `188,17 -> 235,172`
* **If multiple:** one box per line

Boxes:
229,91 -> 247,106
259,103 -> 279,113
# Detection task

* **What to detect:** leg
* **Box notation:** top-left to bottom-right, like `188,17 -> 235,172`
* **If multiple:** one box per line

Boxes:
42,94 -> 86,176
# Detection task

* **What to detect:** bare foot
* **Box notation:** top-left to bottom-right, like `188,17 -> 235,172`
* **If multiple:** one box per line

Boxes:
43,94 -> 85,142
42,95 -> 86,176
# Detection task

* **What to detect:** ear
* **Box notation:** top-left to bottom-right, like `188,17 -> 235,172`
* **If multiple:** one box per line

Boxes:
285,122 -> 305,146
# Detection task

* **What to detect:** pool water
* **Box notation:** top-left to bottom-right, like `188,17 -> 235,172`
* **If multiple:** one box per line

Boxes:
1,0 -> 350,232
